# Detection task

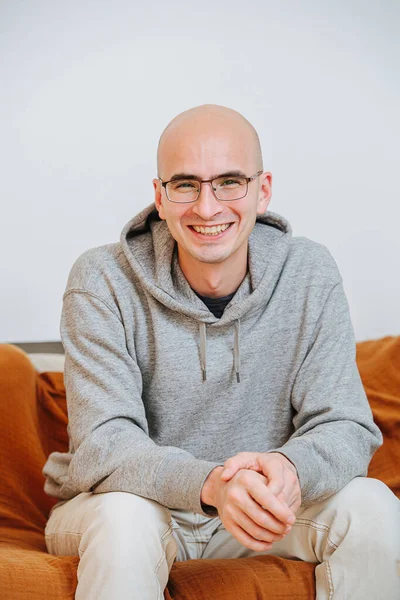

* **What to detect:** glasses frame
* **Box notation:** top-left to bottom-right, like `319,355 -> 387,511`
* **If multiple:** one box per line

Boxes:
158,170 -> 263,204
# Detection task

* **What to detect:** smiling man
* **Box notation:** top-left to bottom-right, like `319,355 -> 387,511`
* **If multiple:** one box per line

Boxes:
42,104 -> 400,600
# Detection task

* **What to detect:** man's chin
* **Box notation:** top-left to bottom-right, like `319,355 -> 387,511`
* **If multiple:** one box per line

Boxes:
189,250 -> 232,265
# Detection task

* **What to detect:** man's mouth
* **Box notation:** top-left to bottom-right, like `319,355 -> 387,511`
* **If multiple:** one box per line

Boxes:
188,223 -> 234,237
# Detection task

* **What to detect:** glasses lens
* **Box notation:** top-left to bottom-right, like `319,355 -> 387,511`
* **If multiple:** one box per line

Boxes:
166,179 -> 200,202
213,176 -> 248,200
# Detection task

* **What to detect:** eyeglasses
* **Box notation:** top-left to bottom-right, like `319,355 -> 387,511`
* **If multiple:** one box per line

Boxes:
158,170 -> 263,203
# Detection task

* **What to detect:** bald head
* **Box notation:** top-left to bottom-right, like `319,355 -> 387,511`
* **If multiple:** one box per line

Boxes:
157,104 -> 263,177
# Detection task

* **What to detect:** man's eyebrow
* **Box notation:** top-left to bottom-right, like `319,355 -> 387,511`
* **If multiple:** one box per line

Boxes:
168,170 -> 247,182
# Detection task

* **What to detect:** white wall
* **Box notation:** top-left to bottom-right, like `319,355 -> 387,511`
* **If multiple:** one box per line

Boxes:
1,0 -> 399,343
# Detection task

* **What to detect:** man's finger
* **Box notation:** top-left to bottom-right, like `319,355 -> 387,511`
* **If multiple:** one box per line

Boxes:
235,506 -> 287,544
262,459 -> 285,496
221,454 -> 259,480
233,490 -> 290,537
276,490 -> 288,506
250,480 -> 296,524
230,521 -> 273,552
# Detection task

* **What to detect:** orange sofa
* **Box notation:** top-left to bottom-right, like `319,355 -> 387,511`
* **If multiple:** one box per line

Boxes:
1,337 -> 399,599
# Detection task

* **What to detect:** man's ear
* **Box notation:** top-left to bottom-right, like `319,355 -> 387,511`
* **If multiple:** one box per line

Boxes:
153,178 -> 166,220
256,172 -> 272,215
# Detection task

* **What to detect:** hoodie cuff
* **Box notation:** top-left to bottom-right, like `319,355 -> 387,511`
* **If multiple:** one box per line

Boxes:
266,443 -> 314,506
154,454 -> 225,516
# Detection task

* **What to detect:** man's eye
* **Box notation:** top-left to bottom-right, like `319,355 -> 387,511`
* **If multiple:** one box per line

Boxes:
174,181 -> 197,190
221,179 -> 241,187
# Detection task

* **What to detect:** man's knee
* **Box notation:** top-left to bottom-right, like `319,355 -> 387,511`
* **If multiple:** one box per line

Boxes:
51,492 -> 179,597
47,491 -> 176,559
335,477 -> 398,514
92,491 -> 172,526
76,492 -> 178,568
86,491 -> 175,549
329,477 -> 400,543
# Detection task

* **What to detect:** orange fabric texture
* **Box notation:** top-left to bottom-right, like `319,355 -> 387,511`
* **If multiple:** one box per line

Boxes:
356,336 -> 400,498
0,336 -> 399,598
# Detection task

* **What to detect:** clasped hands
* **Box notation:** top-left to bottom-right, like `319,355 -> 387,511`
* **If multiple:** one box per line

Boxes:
212,452 -> 302,552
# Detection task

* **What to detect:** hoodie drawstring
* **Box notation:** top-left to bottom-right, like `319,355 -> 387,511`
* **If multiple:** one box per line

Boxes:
199,322 -> 207,382
198,320 -> 241,383
234,319 -> 241,383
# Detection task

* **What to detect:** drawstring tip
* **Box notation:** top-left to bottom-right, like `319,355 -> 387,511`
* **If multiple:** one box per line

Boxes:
236,372 -> 240,383
202,369 -> 207,382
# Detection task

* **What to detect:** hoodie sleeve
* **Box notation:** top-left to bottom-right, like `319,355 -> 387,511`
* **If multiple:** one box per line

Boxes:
267,280 -> 383,508
42,289 -> 224,517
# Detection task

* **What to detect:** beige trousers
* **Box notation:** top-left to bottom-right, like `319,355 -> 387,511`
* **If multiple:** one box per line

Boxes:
45,476 -> 400,600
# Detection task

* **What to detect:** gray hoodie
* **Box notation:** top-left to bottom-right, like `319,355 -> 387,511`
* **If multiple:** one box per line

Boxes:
42,202 -> 383,517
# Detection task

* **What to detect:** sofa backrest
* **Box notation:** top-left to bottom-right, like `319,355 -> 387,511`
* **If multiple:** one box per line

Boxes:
0,345 -> 68,546
356,336 -> 400,497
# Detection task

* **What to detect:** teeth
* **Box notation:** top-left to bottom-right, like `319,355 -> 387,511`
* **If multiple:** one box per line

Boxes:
192,223 -> 231,235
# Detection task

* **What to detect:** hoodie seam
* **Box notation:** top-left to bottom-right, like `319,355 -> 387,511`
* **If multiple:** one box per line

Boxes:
63,289 -> 123,324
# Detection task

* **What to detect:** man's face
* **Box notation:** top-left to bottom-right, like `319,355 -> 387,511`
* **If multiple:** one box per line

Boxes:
153,126 -> 272,267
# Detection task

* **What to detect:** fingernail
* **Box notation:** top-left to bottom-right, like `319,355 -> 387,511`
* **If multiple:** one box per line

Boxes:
287,516 -> 296,524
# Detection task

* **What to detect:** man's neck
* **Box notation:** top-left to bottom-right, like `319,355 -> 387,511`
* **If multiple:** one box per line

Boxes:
177,246 -> 248,298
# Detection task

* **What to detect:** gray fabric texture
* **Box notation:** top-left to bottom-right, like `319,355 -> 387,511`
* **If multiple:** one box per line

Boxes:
42,202 -> 383,517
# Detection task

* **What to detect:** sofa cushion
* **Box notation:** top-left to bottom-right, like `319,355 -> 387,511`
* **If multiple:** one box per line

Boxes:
0,546 -> 78,600
356,335 -> 400,498
0,544 -> 315,600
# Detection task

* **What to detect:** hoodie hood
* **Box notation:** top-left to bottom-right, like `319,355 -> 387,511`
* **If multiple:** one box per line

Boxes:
120,202 -> 292,383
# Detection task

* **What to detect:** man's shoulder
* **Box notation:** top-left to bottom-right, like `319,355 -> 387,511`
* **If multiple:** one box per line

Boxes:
63,242 -> 128,296
289,234 -> 332,260
257,220 -> 341,286
287,235 -> 342,287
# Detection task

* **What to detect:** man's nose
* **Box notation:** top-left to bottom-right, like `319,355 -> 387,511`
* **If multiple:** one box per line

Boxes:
192,182 -> 223,220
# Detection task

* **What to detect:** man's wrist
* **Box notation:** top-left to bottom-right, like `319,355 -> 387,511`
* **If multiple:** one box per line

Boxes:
201,466 -> 224,507
268,452 -> 298,477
